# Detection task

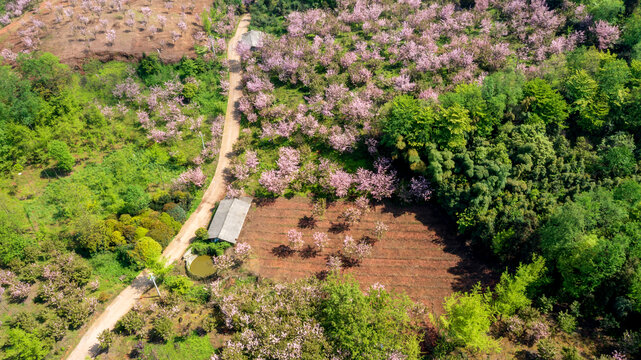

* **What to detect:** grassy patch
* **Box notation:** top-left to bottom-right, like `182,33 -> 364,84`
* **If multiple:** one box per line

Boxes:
142,333 -> 216,359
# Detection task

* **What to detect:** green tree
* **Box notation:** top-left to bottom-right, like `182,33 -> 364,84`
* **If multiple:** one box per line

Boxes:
163,275 -> 193,295
540,188 -> 632,299
381,95 -> 434,150
435,104 -> 473,150
439,285 -> 498,353
588,0 -> 624,22
0,66 -> 42,127
319,274 -> 422,360
598,132 -> 637,178
493,255 -> 546,317
97,329 -> 114,351
137,53 -> 163,80
120,185 -> 151,215
565,70 -> 609,132
481,69 -> 525,120
150,316 -> 174,343
441,83 -> 495,137
47,140 -> 74,173
130,236 -> 162,268
522,78 -> 569,129
16,52 -> 71,98
3,328 -> 49,360
597,59 -> 630,100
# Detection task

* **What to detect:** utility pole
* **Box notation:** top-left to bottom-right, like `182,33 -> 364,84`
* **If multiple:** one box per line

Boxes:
199,131 -> 206,151
148,273 -> 161,297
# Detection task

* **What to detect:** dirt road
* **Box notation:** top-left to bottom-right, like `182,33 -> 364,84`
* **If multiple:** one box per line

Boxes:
65,14 -> 250,360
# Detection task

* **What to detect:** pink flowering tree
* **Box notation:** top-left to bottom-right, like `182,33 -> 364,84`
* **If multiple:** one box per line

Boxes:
312,232 -> 329,251
329,169 -> 353,198
342,235 -> 372,262
233,243 -> 252,262
105,29 -> 116,46
287,229 -> 304,250
176,167 -> 206,188
592,20 -> 620,50
373,221 -> 388,240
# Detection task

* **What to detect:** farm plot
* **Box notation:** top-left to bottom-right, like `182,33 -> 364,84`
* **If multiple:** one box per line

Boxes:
238,197 -> 492,313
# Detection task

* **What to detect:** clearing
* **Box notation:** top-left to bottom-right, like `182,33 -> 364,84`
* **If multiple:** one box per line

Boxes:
239,197 -> 493,313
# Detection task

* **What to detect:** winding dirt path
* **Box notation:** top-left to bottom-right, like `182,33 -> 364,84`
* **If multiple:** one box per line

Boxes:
65,14 -> 250,360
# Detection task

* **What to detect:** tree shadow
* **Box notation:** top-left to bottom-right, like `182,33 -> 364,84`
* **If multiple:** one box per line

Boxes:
271,245 -> 294,258
299,245 -> 318,259
328,221 -> 349,234
254,196 -> 276,207
315,270 -> 329,280
40,167 -> 64,179
298,216 -> 317,229
340,254 -> 360,268
360,235 -> 376,246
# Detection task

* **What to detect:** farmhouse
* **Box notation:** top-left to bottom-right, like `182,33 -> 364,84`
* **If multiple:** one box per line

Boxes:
207,196 -> 253,244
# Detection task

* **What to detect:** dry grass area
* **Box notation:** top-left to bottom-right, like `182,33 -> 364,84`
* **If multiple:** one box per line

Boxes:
0,0 -> 217,66
239,197 -> 494,314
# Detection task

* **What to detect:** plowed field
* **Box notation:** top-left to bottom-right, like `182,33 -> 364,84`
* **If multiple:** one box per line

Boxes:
239,197 -> 493,314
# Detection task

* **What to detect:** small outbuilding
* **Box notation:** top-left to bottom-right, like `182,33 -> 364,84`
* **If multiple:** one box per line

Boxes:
207,196 -> 253,244
240,30 -> 265,50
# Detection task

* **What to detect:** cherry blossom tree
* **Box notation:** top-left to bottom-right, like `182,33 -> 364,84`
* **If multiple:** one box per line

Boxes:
105,29 -> 116,46
592,20 -> 620,50
373,221 -> 388,240
313,232 -> 329,251
329,170 -> 353,198
342,235 -> 371,261
233,243 -> 252,262
287,229 -> 304,250
176,167 -> 206,187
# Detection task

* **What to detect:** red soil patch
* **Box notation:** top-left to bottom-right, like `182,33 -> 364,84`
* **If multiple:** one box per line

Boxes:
0,0 -> 216,66
239,197 -> 493,314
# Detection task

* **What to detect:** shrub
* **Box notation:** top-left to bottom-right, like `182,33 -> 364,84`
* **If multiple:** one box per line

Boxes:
561,346 -> 583,360
493,256 -> 546,318
191,241 -> 231,256
120,186 -> 151,215
537,338 -> 559,360
164,275 -> 193,295
195,227 -> 209,241
116,310 -> 145,335
47,140 -> 74,173
166,204 -> 187,223
150,316 -> 174,343
440,285 -> 498,353
56,296 -> 95,329
557,311 -> 577,333
129,237 -> 162,268
98,329 -> 114,351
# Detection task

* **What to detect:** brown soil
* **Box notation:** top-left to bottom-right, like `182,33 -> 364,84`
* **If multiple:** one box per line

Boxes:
239,197 -> 494,314
0,0 -> 215,66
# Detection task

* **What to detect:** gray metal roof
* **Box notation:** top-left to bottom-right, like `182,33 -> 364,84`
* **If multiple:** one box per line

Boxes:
207,197 -> 252,244
241,30 -> 264,48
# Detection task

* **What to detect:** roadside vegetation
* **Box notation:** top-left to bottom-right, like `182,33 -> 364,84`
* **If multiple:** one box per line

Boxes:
0,44 -> 229,358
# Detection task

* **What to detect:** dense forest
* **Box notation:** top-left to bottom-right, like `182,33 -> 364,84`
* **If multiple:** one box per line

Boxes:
2,0 -> 641,358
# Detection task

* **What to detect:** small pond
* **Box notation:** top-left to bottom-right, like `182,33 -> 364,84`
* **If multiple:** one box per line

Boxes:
188,255 -> 216,278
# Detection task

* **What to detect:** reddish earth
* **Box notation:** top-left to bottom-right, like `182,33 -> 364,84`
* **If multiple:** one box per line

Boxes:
239,197 -> 494,314
0,0 -> 217,66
